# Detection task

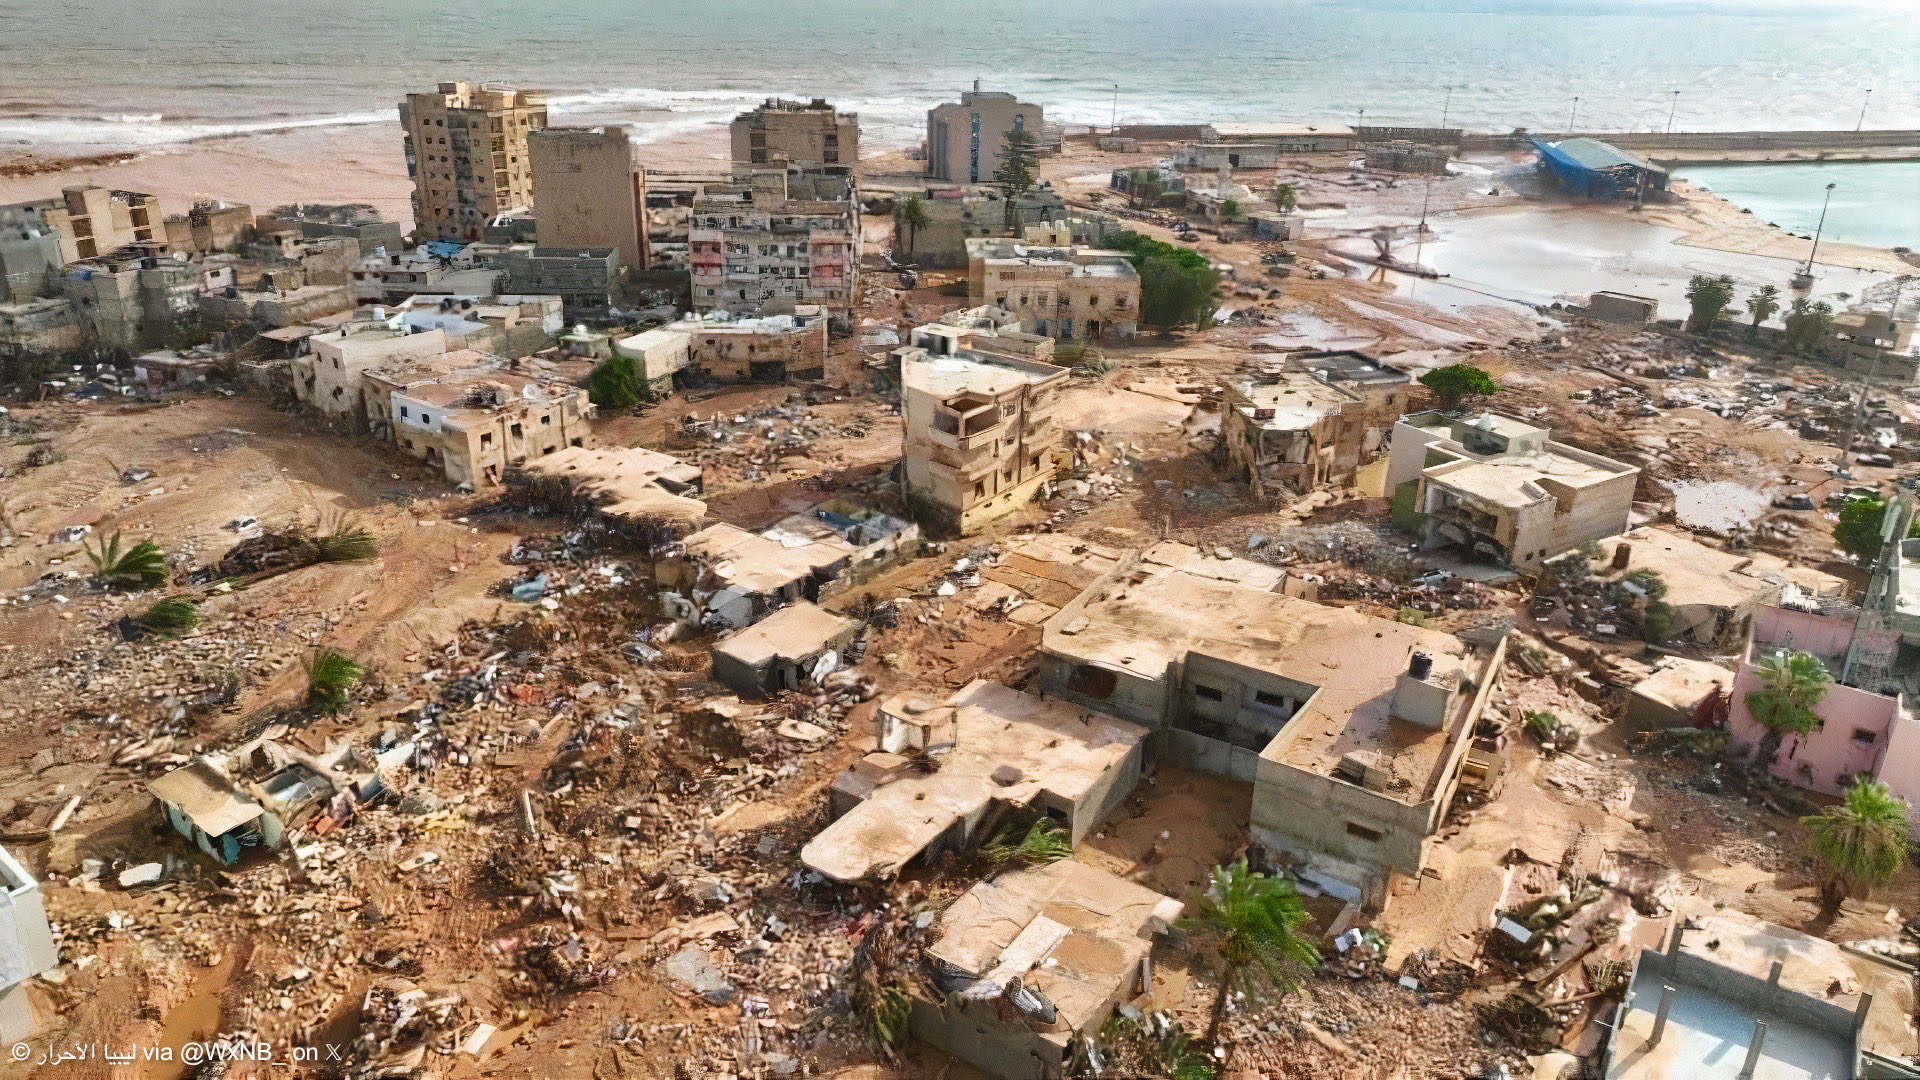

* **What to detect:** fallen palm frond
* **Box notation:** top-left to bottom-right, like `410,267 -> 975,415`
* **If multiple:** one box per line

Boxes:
303,647 -> 366,714
300,513 -> 379,564
129,597 -> 199,638
983,819 -> 1073,869
84,531 -> 168,589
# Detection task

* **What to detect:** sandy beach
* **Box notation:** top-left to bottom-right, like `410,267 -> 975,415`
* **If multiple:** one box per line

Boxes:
0,119 -> 735,233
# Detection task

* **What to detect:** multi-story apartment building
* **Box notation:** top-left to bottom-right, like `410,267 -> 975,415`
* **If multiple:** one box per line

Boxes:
4,186 -> 167,264
964,238 -> 1139,342
897,314 -> 1067,534
401,81 -> 547,242
688,168 -> 859,318
926,83 -> 1043,184
731,98 -> 859,168
527,126 -> 645,270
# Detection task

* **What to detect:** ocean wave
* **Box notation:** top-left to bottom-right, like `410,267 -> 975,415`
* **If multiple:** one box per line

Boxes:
0,109 -> 390,150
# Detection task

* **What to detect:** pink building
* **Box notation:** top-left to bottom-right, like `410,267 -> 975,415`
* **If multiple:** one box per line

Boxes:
1726,607 -> 1920,827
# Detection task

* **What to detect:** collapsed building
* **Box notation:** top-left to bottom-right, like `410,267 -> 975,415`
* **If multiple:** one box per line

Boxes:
897,315 -> 1068,535
800,680 -> 1148,882
148,739 -> 398,867
657,503 -> 917,628
1387,410 -> 1640,574
517,445 -> 707,530
1035,543 -> 1506,900
912,859 -> 1182,1080
1220,372 -> 1369,500
710,601 -> 860,697
1580,526 -> 1830,650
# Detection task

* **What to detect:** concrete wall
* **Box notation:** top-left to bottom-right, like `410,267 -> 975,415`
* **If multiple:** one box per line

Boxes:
300,328 -> 449,423
529,128 -> 645,270
908,995 -> 1071,1080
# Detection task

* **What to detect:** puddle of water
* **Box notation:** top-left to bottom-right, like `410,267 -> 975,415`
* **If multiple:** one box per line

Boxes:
1374,206 -> 1894,320
143,954 -> 235,1080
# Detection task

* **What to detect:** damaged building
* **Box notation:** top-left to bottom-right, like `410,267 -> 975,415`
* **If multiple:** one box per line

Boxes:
800,680 -> 1148,882
373,367 -> 593,488
912,859 -> 1183,1080
965,238 -> 1139,342
1388,410 -> 1640,574
614,307 -> 830,392
517,445 -> 707,530
898,315 -> 1068,534
710,600 -> 859,697
689,167 -> 859,319
1036,543 -> 1506,900
148,739 -> 396,867
1220,372 -> 1368,500
658,503 -> 917,628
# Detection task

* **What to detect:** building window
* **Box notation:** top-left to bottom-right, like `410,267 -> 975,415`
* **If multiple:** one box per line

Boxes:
1345,822 -> 1385,843
399,406 -> 409,418
422,413 -> 432,425
1852,728 -> 1878,746
1193,684 -> 1225,702
481,432 -> 493,448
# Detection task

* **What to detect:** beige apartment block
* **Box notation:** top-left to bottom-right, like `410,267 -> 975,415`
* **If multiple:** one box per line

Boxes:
401,81 -> 547,242
34,186 -> 167,263
1035,542 -> 1506,898
293,325 -> 451,425
614,307 -> 830,392
965,238 -> 1138,341
731,98 -> 859,168
527,126 -> 645,270
926,83 -> 1042,184
897,317 -> 1068,535
378,367 -> 592,488
1387,410 -> 1640,573
688,168 -> 859,317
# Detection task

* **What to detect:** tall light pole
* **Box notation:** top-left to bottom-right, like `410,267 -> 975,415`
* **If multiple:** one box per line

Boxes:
1357,106 -> 1366,133
1567,95 -> 1580,137
1855,88 -> 1872,132
1802,181 -> 1838,277
1665,90 -> 1680,135
1440,85 -> 1456,131
1110,83 -> 1119,132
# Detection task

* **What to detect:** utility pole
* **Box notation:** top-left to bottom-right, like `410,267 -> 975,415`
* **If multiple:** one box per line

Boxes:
1415,176 -> 1434,272
1856,88 -> 1873,132
1357,106 -> 1366,134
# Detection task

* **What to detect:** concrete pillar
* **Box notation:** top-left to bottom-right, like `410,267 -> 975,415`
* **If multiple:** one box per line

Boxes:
1737,1020 -> 1768,1079
1853,992 -> 1874,1037
1649,983 -> 1677,1046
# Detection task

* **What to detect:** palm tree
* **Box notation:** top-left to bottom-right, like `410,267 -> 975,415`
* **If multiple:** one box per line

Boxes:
129,597 -> 200,639
1745,284 -> 1781,337
982,819 -> 1072,868
1176,861 -> 1320,1058
1801,778 -> 1910,915
1745,649 -> 1831,777
304,647 -> 366,715
84,530 -> 168,589
898,194 -> 930,260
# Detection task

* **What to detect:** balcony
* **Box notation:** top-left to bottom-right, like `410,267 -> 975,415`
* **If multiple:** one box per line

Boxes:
925,451 -> 999,485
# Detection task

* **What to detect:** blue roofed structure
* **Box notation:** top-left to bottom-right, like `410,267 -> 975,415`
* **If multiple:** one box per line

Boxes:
1532,137 -> 1668,200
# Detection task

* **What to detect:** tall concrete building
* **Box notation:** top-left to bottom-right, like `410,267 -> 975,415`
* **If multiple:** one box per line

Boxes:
688,167 -> 860,318
528,126 -> 645,271
926,82 -> 1042,184
731,98 -> 859,168
400,81 -> 547,243
3,186 -> 168,264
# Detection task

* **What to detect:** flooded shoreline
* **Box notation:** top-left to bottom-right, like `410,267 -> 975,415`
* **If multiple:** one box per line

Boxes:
1675,160 -> 1920,252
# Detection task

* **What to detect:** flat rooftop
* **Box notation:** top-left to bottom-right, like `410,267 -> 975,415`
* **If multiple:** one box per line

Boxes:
1043,548 -> 1482,800
1285,349 -> 1412,387
1596,527 -> 1782,613
712,601 -> 854,668
1633,657 -> 1736,713
1608,911 -> 1917,1079
900,349 -> 1066,399
800,681 -> 1148,882
927,859 -> 1182,1040
681,521 -> 846,597
1230,373 -> 1360,431
520,446 -> 706,526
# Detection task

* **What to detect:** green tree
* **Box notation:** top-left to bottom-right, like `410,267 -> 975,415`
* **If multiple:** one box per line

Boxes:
1271,183 -> 1297,214
83,531 -> 168,590
1109,232 -> 1221,330
991,127 -> 1040,196
1218,198 -> 1243,223
1176,861 -> 1320,1058
1833,497 -> 1920,563
897,194 -> 931,259
1684,274 -> 1736,334
1745,284 -> 1781,336
1745,650 -> 1831,777
1419,364 -> 1500,411
1801,778 -> 1911,915
1783,297 -> 1836,355
588,353 -> 644,409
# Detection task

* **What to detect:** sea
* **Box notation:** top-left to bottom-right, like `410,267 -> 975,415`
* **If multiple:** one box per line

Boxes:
2,0 -> 1918,156
1675,161 -> 1920,252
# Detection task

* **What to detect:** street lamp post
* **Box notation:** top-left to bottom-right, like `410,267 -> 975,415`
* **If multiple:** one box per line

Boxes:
1440,85 -> 1455,131
1856,88 -> 1872,133
1665,90 -> 1680,135
1793,181 -> 1837,289
1567,95 -> 1580,138
1110,84 -> 1119,132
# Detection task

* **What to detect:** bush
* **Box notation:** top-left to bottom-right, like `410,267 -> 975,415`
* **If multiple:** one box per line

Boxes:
130,597 -> 200,638
302,513 -> 379,564
588,354 -> 644,409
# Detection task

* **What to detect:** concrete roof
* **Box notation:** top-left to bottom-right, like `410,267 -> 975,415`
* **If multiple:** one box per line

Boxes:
520,446 -> 706,526
1285,350 -> 1412,387
148,758 -> 265,837
1596,527 -> 1782,613
926,860 -> 1182,1039
1230,373 -> 1360,431
900,349 -> 1066,400
681,522 -> 845,596
800,681 -> 1148,882
1043,547 -> 1481,800
1427,449 -> 1629,508
711,601 -> 855,668
1632,658 -> 1735,713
